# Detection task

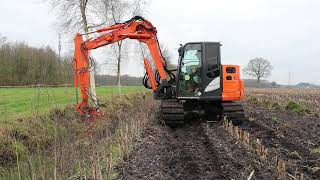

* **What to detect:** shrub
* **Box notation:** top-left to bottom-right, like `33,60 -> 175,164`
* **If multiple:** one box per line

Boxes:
285,101 -> 302,113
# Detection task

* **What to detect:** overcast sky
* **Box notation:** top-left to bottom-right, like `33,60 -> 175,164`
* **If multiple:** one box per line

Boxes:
1,0 -> 319,85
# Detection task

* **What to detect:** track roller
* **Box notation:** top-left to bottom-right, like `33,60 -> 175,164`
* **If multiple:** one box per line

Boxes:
221,101 -> 245,126
161,99 -> 185,127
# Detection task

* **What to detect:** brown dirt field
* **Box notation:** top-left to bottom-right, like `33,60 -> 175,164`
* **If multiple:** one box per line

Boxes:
116,100 -> 320,179
116,121 -> 275,179
242,102 -> 320,179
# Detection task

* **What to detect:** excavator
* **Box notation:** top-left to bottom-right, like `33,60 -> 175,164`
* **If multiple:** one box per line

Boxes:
73,16 -> 245,126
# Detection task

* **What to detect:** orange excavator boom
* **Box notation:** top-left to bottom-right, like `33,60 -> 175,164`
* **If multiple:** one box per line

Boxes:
73,16 -> 173,117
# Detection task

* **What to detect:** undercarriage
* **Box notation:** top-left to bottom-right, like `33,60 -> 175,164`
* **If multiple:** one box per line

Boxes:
161,99 -> 245,127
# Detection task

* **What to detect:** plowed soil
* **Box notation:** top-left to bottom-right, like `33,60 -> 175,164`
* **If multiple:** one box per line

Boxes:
242,102 -> 320,179
117,122 -> 274,179
116,102 -> 320,180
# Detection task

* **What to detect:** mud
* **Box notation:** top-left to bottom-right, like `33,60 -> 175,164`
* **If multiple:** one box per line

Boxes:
117,121 -> 275,180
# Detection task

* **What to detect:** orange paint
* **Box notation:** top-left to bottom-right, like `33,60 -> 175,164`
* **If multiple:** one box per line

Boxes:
144,58 -> 158,91
74,33 -> 90,114
221,65 -> 244,101
73,17 -> 167,116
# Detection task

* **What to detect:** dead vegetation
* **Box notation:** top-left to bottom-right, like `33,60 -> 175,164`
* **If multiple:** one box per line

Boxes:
0,92 -> 158,179
243,88 -> 320,179
223,118 -> 306,180
246,88 -> 320,116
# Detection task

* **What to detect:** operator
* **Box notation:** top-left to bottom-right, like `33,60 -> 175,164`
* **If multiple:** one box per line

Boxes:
185,66 -> 201,94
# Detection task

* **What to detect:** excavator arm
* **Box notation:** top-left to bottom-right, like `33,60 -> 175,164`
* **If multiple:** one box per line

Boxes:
73,16 -> 173,116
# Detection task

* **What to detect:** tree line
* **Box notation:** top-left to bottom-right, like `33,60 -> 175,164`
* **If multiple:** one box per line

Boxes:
95,75 -> 142,86
0,37 -> 73,86
0,34 -> 145,86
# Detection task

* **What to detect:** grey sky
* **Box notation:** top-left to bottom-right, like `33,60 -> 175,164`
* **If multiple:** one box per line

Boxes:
1,0 -> 319,85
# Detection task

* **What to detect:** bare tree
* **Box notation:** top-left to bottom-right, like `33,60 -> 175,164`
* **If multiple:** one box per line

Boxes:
160,44 -> 171,62
49,0 -> 111,106
49,0 -> 108,34
158,43 -> 177,71
102,0 -> 147,95
243,57 -> 273,83
0,34 -> 7,46
50,0 -> 147,97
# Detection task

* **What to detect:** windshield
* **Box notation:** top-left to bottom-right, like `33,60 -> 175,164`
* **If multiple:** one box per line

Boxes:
178,43 -> 202,96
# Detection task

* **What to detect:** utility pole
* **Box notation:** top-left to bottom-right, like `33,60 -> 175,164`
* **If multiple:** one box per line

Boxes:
58,33 -> 61,62
288,72 -> 291,87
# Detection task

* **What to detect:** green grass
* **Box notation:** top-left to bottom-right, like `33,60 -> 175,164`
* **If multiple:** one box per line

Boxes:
285,101 -> 302,113
0,86 -> 146,121
311,147 -> 320,156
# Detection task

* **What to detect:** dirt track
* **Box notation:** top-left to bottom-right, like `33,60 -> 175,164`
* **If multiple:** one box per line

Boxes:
116,103 -> 320,180
117,122 -> 275,179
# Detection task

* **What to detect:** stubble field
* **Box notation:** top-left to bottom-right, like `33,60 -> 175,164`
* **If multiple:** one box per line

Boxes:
118,88 -> 320,179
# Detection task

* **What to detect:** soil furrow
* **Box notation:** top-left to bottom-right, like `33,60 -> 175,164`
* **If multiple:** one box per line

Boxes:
117,121 -> 276,179
242,102 -> 320,179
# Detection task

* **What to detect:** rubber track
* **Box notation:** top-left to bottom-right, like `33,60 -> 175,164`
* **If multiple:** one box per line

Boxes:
161,99 -> 185,126
222,101 -> 245,125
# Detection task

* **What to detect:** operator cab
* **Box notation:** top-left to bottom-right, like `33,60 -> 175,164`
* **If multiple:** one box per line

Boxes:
176,42 -> 222,100
162,42 -> 245,126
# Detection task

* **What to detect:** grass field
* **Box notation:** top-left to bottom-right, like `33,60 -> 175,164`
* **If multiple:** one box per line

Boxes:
0,86 -> 146,121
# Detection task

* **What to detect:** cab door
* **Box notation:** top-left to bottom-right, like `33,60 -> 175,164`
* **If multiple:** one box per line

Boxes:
176,43 -> 202,98
201,42 -> 222,100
